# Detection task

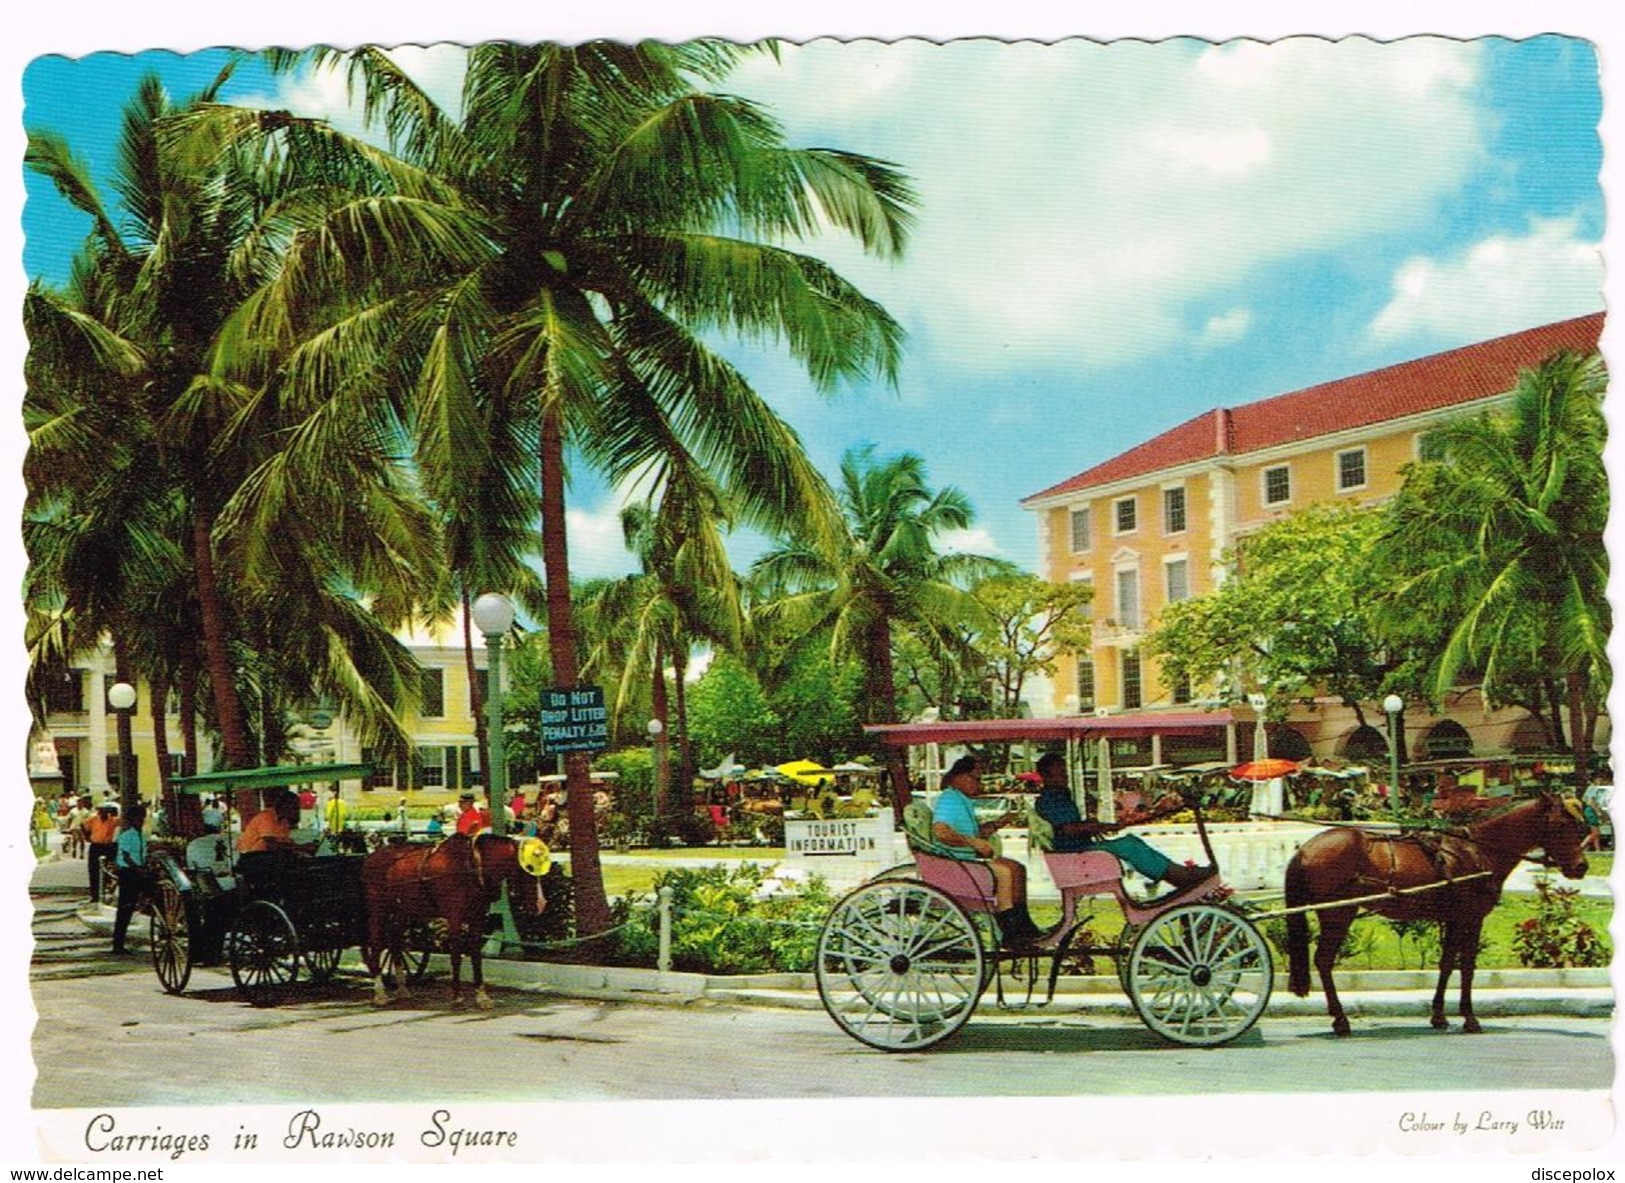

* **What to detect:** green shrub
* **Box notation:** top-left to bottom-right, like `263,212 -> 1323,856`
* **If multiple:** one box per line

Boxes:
607,863 -> 834,974
1511,878 -> 1611,967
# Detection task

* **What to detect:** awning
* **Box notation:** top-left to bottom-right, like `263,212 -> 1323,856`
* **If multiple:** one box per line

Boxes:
167,762 -> 375,795
863,709 -> 1235,747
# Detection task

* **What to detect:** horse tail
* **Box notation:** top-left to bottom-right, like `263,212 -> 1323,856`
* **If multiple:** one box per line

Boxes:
1284,851 -> 1312,997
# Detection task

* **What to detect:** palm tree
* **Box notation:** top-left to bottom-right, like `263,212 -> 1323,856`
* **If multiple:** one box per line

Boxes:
1374,350 -> 1609,791
752,444 -> 1001,810
239,41 -> 914,932
26,68 -> 448,778
583,495 -> 744,815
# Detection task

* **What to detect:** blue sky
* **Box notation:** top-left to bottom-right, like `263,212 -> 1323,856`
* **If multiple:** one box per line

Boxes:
18,36 -> 1605,580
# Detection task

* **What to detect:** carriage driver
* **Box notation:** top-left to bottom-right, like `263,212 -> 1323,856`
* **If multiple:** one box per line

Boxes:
931,755 -> 1045,948
238,789 -> 314,857
1033,752 -> 1215,892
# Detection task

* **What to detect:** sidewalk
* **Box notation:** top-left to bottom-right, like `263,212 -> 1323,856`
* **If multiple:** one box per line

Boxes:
41,839 -> 1613,1020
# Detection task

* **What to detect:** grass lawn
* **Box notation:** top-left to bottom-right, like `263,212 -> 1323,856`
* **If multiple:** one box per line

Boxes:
1030,873 -> 1612,972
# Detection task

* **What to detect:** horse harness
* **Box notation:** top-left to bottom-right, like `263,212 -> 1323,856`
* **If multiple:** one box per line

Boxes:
1354,828 -> 1494,899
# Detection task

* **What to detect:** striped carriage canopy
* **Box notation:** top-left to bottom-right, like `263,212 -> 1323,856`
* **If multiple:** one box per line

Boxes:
863,710 -> 1235,747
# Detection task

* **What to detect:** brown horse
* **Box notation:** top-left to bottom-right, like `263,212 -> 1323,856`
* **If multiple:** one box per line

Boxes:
1285,793 -> 1589,1036
360,834 -> 546,1009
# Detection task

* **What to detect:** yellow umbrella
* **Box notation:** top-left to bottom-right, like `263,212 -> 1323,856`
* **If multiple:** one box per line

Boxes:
776,759 -> 835,787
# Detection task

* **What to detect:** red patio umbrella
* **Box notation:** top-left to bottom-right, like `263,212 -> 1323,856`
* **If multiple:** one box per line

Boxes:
1230,758 -> 1303,781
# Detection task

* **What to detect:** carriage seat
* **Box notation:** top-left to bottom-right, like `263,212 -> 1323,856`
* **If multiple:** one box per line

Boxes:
901,800 -> 998,913
1025,802 -> 1124,896
186,835 -> 232,874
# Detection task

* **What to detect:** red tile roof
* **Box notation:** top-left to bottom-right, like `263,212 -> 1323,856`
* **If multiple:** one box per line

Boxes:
1023,312 -> 1605,503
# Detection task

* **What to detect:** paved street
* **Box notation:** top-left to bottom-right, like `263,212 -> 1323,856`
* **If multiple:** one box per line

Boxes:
27,853 -> 1614,1108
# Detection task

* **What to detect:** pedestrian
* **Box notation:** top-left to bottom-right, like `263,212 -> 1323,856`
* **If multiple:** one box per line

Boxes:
455,791 -> 490,836
323,785 -> 349,834
111,803 -> 151,954
85,801 -> 120,904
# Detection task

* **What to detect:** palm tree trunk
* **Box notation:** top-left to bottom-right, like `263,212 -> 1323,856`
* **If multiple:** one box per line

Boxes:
651,641 -> 669,820
178,643 -> 199,778
540,403 -> 611,934
463,589 -> 490,789
1566,671 -> 1591,794
192,508 -> 250,769
148,669 -> 193,837
867,620 -> 912,818
672,647 -> 691,819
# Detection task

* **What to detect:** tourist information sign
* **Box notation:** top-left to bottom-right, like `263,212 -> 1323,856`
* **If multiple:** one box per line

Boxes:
540,685 -> 610,755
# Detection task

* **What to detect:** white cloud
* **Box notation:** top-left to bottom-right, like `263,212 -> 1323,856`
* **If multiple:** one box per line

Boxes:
1369,218 -> 1602,343
229,45 -> 466,142
938,526 -> 1002,557
729,37 -> 1492,372
1199,307 -> 1253,348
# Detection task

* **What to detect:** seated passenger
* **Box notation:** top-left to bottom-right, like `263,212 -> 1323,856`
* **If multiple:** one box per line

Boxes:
931,755 -> 1043,948
1032,752 -> 1214,891
238,789 -> 304,854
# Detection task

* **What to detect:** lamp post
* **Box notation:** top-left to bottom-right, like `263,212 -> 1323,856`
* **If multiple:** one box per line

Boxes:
648,718 -> 667,825
1383,693 -> 1405,814
108,681 -> 137,815
471,593 -> 516,837
1247,692 -> 1269,761
472,592 -> 518,955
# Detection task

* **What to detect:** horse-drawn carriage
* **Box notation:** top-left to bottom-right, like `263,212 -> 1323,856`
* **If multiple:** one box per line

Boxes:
146,763 -> 548,1008
146,763 -> 408,1005
815,723 -> 1593,1050
814,791 -> 1274,1050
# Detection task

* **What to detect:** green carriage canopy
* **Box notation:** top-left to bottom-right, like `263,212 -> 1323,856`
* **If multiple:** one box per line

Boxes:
167,762 -> 374,795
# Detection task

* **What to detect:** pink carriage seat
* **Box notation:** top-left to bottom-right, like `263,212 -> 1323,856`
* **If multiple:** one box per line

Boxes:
1026,802 -> 1122,895
902,800 -> 998,913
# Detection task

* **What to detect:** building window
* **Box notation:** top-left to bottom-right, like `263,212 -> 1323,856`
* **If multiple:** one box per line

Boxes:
1336,448 -> 1367,492
416,745 -> 448,788
1164,557 -> 1189,604
105,755 -> 123,787
1114,496 -> 1137,534
1171,671 -> 1192,704
41,664 -> 83,714
1121,650 -> 1143,710
1263,465 -> 1291,506
419,668 -> 445,718
459,745 -> 483,790
1163,486 -> 1187,535
1076,655 -> 1096,712
361,748 -> 393,792
1069,507 -> 1092,553
1115,568 -> 1140,630
168,754 -> 186,777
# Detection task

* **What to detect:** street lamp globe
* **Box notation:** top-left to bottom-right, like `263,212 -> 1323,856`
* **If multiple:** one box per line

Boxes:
647,718 -> 664,738
471,592 -> 516,638
1382,694 -> 1404,716
108,682 -> 136,711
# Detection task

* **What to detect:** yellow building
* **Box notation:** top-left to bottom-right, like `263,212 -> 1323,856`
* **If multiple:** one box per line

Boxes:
29,619 -> 496,806
1020,312 -> 1604,760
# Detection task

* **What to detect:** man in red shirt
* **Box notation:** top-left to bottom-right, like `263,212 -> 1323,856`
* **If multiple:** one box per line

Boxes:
455,791 -> 490,836
85,802 -> 121,904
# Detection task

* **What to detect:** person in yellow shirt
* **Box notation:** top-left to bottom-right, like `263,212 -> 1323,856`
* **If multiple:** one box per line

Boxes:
322,785 -> 349,835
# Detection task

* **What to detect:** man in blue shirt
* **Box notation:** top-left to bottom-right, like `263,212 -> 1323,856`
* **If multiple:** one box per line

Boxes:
931,755 -> 1043,947
111,802 -> 150,954
1033,752 -> 1214,891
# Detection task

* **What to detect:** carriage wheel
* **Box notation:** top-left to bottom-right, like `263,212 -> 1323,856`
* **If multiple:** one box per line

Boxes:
148,879 -> 192,994
815,879 -> 986,1051
228,901 -> 301,1007
1126,903 -> 1272,1047
303,946 -> 343,985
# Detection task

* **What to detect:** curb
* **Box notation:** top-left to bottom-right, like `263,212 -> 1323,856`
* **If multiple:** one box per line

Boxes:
74,906 -> 1613,1019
